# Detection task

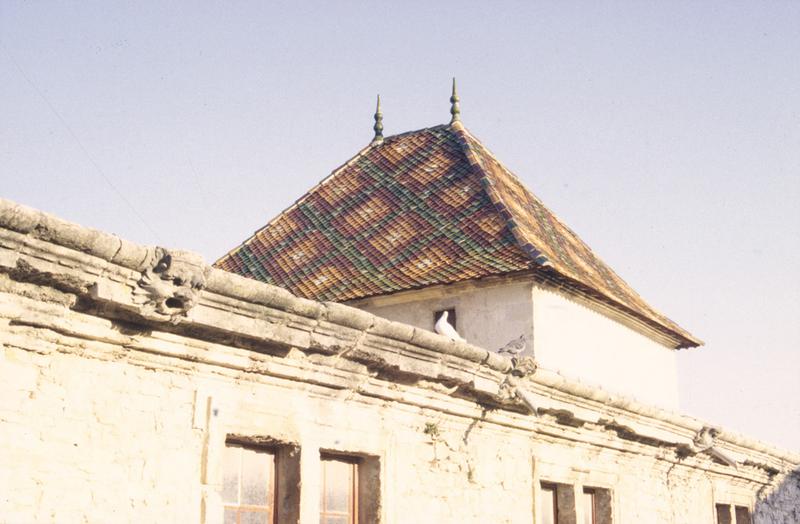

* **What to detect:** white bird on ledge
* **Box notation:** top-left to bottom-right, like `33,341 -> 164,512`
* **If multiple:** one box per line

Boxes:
434,310 -> 465,342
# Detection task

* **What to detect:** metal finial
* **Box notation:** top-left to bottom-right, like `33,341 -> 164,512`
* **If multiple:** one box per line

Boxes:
372,94 -> 384,145
449,78 -> 460,124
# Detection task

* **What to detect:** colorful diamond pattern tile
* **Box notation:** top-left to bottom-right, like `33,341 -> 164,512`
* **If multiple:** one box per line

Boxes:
216,123 -> 700,348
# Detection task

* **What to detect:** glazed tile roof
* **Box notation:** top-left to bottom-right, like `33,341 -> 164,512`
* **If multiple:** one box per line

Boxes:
215,122 -> 701,348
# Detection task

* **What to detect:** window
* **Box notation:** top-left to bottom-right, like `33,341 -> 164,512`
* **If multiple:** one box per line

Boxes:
539,483 -> 558,524
222,443 -> 276,524
539,482 -> 611,524
734,506 -> 751,524
715,504 -> 732,524
434,308 -> 457,330
715,503 -> 751,524
320,455 -> 359,524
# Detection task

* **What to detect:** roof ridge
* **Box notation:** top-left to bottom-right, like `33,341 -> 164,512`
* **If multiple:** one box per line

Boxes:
457,126 -> 622,271
457,126 -> 579,243
448,122 -> 701,348
383,123 -> 449,141
449,122 -> 551,266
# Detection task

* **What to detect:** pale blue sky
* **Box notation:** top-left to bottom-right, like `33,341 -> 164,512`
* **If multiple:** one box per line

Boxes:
2,2 -> 798,450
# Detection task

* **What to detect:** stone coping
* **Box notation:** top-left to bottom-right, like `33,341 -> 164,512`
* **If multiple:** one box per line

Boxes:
0,197 -> 797,469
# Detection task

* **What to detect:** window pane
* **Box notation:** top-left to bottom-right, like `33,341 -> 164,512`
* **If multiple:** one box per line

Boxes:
222,445 -> 241,504
223,508 -> 237,524
241,447 -> 274,505
240,510 -> 269,524
321,517 -> 348,524
540,485 -> 557,524
582,490 -> 595,524
322,459 -> 353,512
222,443 -> 277,523
716,504 -> 733,524
735,506 -> 751,524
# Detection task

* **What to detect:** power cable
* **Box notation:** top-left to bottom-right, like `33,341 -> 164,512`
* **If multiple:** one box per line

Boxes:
0,41 -> 162,242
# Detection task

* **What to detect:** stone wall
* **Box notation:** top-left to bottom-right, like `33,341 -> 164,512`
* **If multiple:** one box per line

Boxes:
0,198 -> 797,524
753,471 -> 800,524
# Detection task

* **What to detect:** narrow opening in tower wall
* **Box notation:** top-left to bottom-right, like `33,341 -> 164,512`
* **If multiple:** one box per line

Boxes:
434,308 -> 457,330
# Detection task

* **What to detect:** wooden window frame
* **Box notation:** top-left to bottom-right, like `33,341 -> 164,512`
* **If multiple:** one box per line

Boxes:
320,453 -> 360,524
223,442 -> 278,524
538,482 -> 611,524
539,482 -> 559,524
715,502 -> 751,524
715,503 -> 733,524
734,505 -> 752,524
582,487 -> 596,524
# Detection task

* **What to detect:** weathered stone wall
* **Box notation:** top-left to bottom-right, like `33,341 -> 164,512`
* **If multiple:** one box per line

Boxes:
0,321 -> 201,522
0,198 -> 797,524
753,471 -> 800,524
0,286 -> 532,523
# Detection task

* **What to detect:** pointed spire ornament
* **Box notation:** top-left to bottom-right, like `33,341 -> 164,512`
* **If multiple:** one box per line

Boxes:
449,78 -> 460,124
372,94 -> 384,145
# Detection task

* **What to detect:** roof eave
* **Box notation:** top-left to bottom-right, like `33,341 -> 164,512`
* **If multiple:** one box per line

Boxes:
448,122 -> 701,349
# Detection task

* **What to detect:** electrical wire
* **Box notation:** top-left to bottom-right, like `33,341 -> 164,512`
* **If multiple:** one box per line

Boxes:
0,41 -> 162,242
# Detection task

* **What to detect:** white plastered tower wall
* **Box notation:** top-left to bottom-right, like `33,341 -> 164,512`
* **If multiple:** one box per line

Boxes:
530,284 -> 680,410
351,279 -> 535,358
352,277 -> 680,410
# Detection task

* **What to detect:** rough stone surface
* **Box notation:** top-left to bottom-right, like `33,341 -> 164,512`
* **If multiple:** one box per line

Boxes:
0,198 -> 797,524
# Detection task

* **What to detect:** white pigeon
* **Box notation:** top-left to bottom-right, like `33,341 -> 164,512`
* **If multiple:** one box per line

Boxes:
434,311 -> 464,342
497,335 -> 527,357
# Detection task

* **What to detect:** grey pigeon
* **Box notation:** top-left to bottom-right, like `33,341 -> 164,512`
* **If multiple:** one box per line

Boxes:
497,335 -> 526,356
